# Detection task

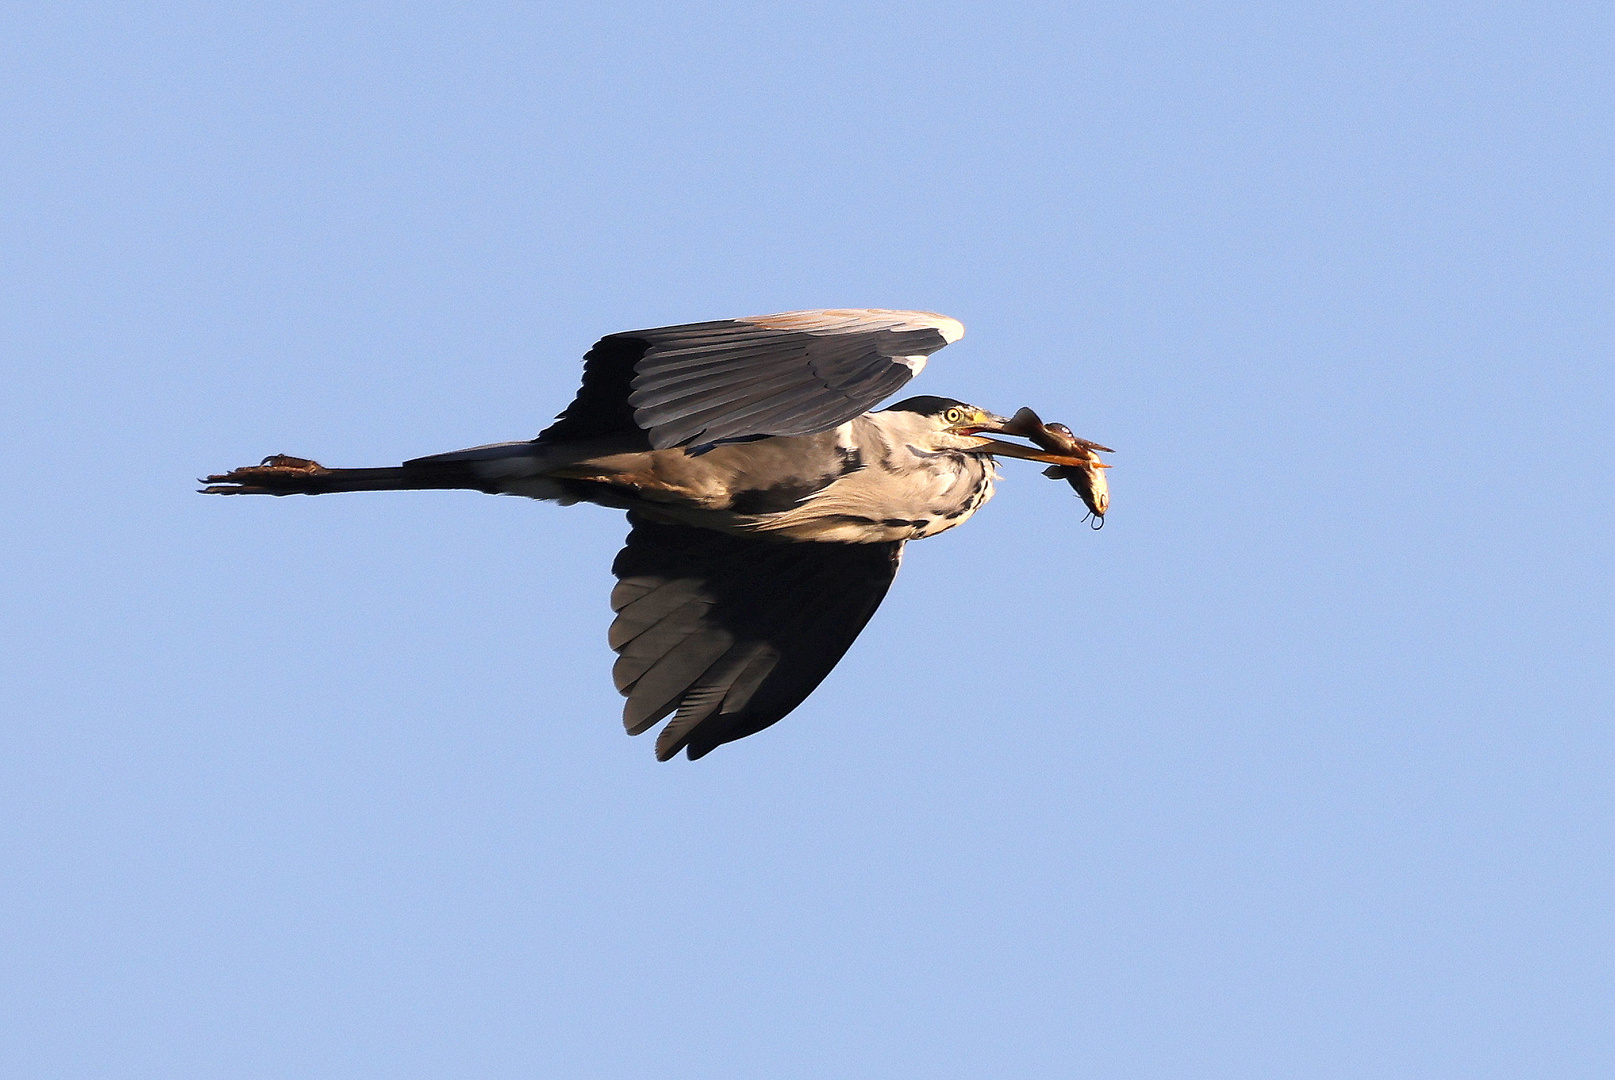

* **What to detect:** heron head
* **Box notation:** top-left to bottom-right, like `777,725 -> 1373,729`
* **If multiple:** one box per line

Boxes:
882,397 -> 1113,519
882,398 -> 1011,451
884,394 -> 1108,456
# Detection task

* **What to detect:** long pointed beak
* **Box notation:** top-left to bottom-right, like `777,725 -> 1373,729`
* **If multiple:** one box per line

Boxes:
958,413 -> 1113,469
965,435 -> 1113,470
955,408 -> 1115,467
955,408 -> 1114,521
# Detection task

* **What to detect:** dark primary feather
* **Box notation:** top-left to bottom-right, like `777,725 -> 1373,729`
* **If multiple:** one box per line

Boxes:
536,335 -> 652,447
609,514 -> 903,760
540,311 -> 959,450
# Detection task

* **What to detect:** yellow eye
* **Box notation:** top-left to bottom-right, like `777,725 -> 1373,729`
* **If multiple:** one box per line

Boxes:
944,407 -> 965,425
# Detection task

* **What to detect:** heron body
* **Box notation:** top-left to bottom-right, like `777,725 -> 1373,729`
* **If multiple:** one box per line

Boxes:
205,310 -> 1109,760
428,401 -> 1000,544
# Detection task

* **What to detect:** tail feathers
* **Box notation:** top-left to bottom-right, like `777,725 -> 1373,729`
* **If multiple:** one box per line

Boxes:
200,454 -> 492,496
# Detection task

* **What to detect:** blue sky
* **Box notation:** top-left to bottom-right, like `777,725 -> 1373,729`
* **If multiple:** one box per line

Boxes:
4,2 -> 1612,1076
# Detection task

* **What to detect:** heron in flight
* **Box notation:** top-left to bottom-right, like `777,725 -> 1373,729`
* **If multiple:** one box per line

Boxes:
204,309 -> 1111,760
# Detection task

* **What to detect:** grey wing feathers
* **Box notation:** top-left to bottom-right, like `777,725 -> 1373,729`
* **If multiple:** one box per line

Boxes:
609,513 -> 904,760
542,309 -> 964,449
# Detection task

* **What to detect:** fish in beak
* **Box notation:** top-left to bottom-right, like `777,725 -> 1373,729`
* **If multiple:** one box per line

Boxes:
954,407 -> 1113,523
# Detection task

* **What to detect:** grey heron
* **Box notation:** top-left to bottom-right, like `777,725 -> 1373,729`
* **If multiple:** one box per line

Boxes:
204,309 -> 1111,760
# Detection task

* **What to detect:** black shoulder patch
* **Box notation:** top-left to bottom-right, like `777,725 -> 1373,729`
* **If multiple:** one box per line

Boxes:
728,478 -> 825,516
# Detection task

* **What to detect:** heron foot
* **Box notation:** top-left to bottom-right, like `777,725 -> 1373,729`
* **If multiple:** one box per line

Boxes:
200,455 -> 330,495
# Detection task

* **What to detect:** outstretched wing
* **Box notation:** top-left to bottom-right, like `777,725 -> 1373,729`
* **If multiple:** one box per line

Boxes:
608,513 -> 904,760
541,309 -> 964,449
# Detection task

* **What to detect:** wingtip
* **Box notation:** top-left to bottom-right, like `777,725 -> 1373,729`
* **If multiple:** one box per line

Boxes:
928,313 -> 965,343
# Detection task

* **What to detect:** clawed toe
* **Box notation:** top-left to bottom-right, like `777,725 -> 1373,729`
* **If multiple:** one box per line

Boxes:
199,455 -> 329,495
